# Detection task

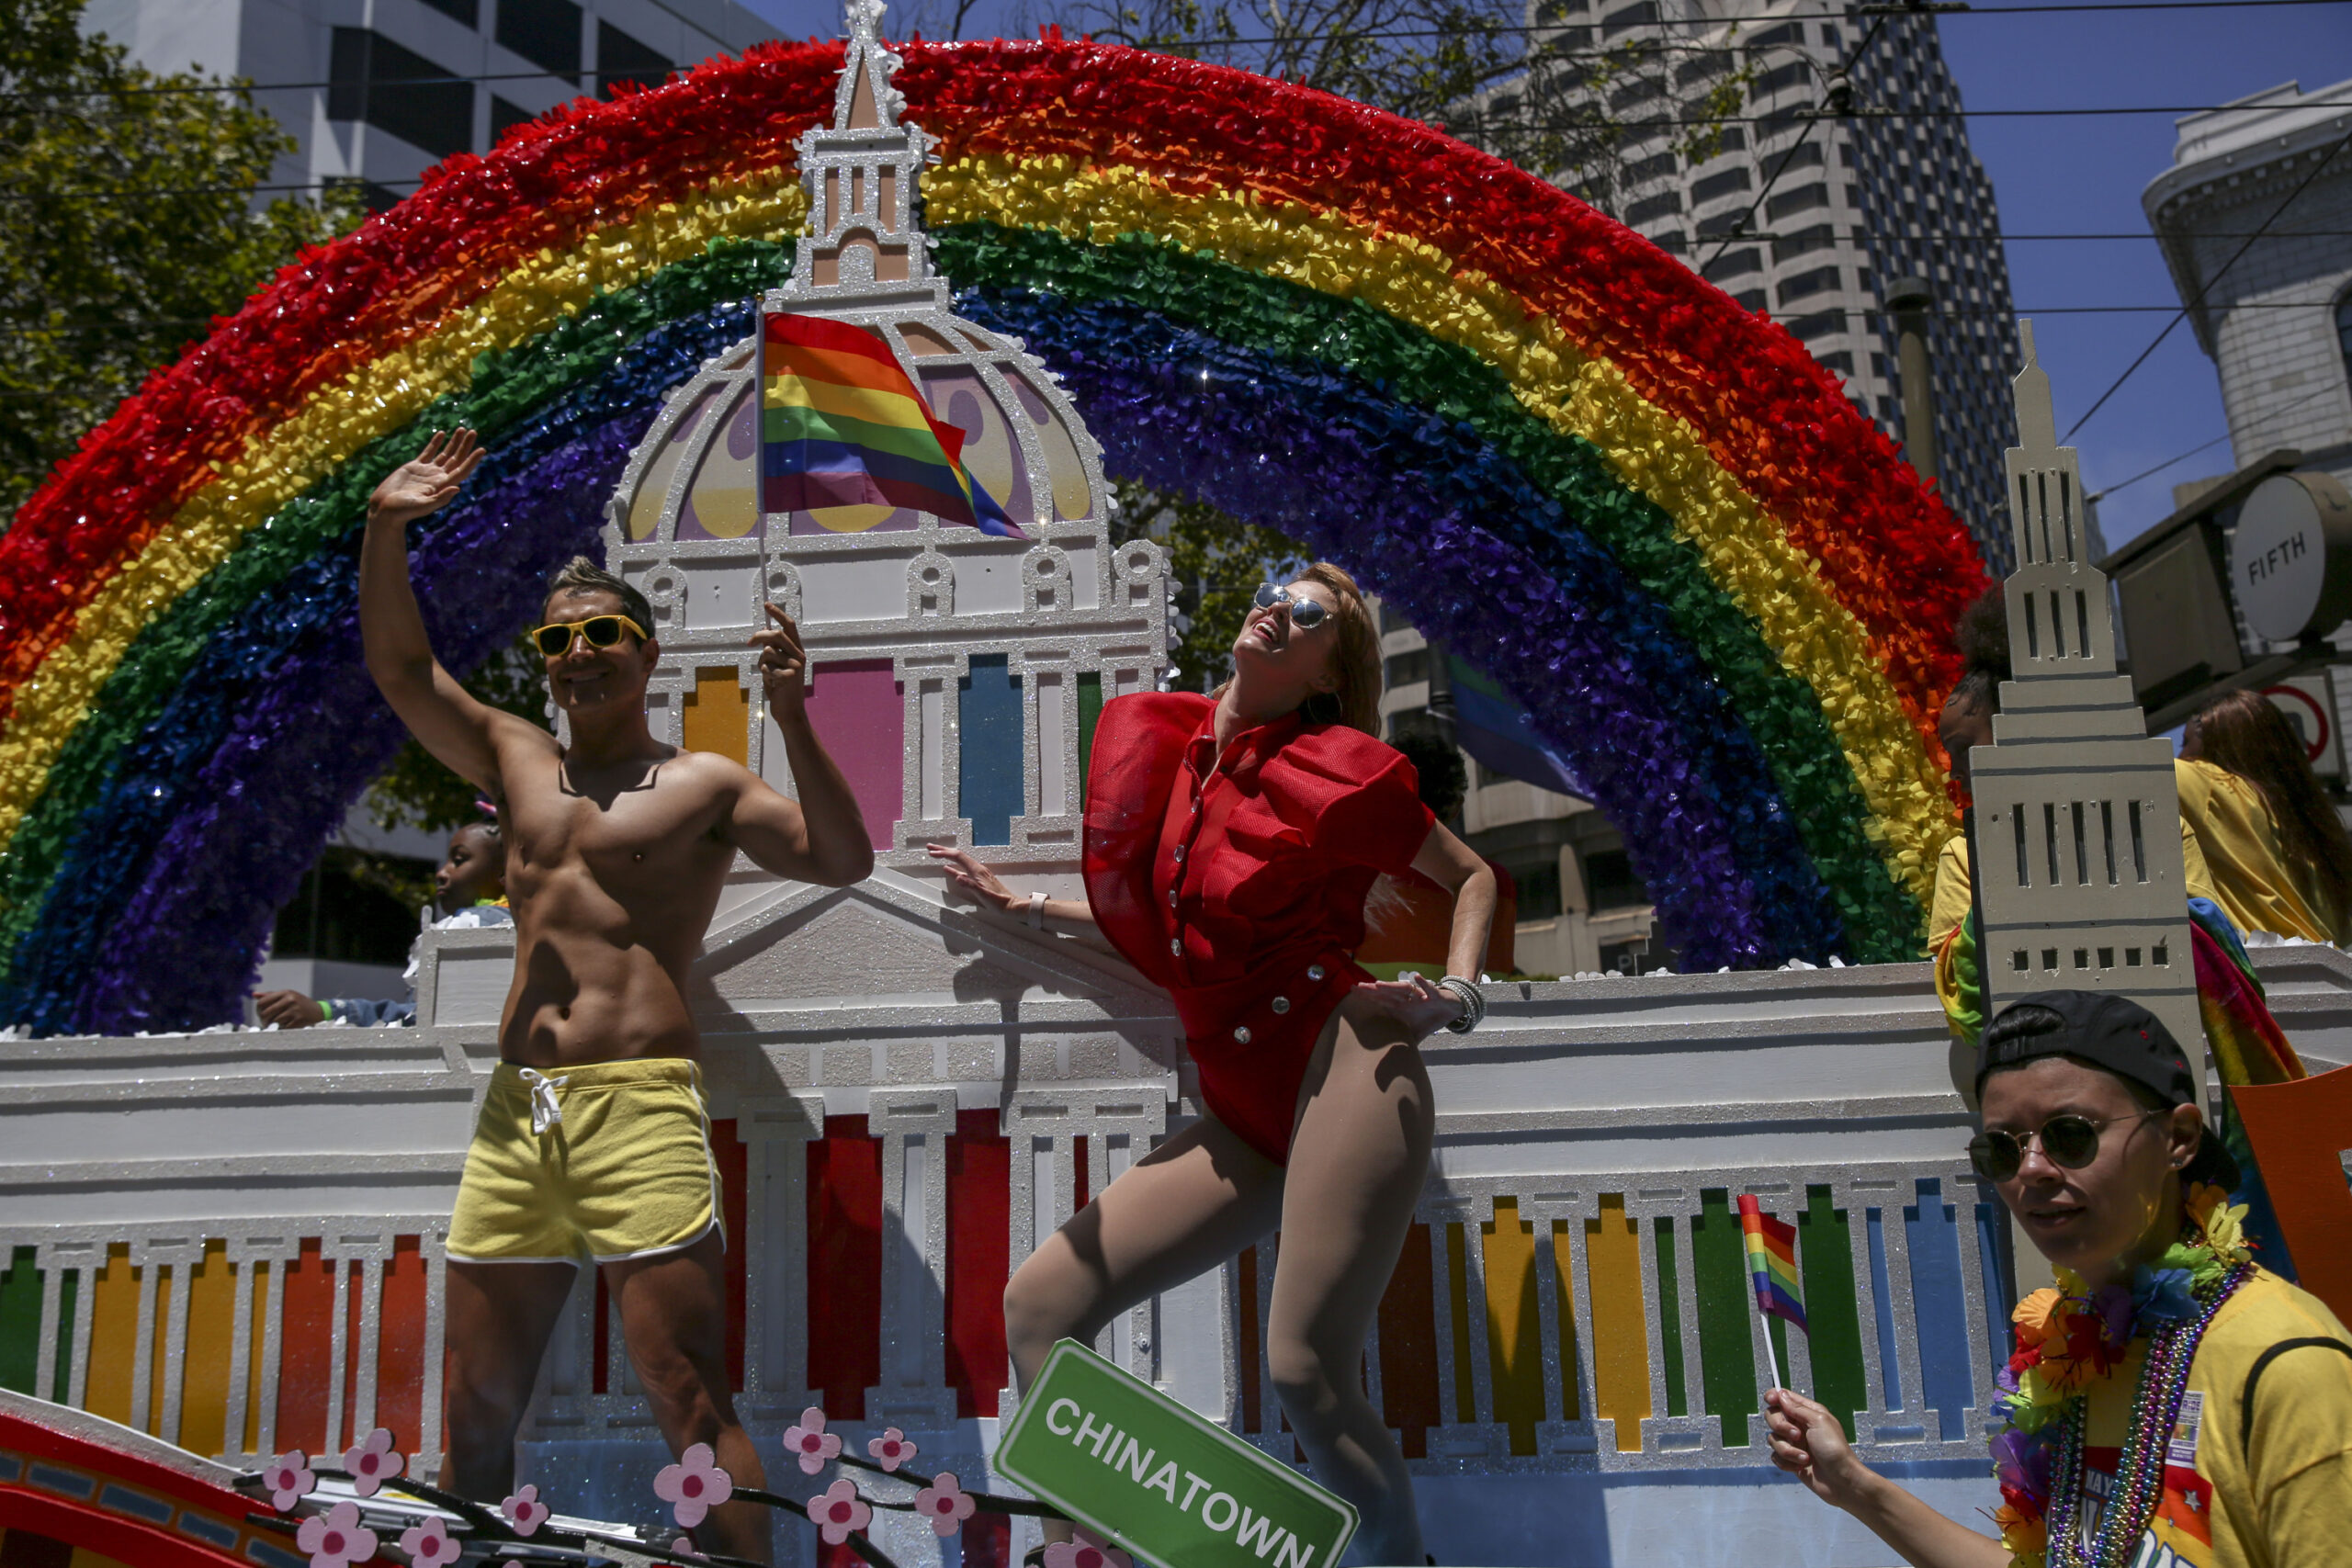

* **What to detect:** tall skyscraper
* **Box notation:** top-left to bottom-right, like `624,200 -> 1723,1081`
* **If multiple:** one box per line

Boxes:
85,0 -> 779,210
1526,0 -> 2023,570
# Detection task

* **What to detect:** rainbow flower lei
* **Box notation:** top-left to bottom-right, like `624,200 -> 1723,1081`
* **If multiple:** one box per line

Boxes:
1987,1184 -> 2254,1568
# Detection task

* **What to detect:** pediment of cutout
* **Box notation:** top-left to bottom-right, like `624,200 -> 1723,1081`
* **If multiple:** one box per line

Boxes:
692,876 -> 1144,1012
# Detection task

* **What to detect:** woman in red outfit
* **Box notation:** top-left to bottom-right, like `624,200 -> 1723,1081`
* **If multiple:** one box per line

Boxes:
930,564 -> 1498,1564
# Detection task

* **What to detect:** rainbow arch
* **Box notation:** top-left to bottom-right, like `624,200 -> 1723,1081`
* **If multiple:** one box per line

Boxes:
0,37 -> 1987,1032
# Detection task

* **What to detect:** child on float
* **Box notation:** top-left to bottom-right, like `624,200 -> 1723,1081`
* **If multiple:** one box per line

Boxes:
929,564 -> 1498,1565
252,812 -> 511,1028
1765,991 -> 2352,1567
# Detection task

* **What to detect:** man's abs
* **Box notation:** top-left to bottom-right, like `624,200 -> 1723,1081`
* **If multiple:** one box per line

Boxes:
498,926 -> 700,1066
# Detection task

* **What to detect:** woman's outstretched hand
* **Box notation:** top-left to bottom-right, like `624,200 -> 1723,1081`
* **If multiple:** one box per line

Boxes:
1766,1388 -> 1871,1510
928,843 -> 1020,913
1349,973 -> 1464,1041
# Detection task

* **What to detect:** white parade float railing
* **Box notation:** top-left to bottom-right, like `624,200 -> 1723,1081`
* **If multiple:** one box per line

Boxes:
6,917 -> 2346,1565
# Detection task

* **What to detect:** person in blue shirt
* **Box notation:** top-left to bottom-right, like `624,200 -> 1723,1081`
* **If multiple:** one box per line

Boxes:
254,816 -> 507,1027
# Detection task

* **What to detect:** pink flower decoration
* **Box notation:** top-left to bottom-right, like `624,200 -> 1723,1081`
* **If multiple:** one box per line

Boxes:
500,1483 -> 549,1537
783,1405 -> 842,1475
670,1538 -> 702,1560
912,1470 -> 978,1538
396,1517 -> 460,1568
342,1428 -> 406,1498
867,1427 -> 917,1472
654,1443 -> 735,1529
296,1500 -> 379,1568
1043,1530 -> 1134,1568
263,1450 -> 317,1511
804,1478 -> 871,1546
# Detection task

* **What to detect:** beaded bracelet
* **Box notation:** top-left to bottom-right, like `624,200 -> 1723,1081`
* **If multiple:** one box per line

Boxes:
1436,976 -> 1486,1033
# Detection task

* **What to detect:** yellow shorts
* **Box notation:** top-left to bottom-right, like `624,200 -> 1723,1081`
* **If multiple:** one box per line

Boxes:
447,1058 -> 722,1266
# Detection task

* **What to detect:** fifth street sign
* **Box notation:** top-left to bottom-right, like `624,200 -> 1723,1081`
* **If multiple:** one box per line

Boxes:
994,1340 -> 1357,1568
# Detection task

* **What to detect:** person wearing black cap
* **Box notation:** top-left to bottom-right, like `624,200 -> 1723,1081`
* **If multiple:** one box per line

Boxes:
1764,989 -> 2352,1567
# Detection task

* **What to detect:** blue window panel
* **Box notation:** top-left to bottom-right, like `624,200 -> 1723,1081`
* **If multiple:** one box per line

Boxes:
1974,1186 -> 2015,1372
1905,1178 -> 1975,1440
1865,1206 -> 1902,1409
959,653 -> 1025,845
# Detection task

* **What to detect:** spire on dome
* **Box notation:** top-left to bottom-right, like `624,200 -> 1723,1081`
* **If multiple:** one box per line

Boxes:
836,0 -> 906,131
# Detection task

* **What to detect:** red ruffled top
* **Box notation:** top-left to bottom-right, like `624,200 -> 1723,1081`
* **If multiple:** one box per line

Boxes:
1081,692 -> 1434,1160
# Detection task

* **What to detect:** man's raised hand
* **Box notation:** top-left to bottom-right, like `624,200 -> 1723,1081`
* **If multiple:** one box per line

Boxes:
752,604 -> 809,724
369,428 -> 485,528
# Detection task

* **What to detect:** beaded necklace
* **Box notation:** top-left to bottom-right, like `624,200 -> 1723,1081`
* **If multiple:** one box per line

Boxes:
2037,1259 -> 2250,1567
1986,1183 -> 2255,1568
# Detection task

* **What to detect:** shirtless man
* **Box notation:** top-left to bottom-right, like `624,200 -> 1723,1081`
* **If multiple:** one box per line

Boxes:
360,429 -> 874,1561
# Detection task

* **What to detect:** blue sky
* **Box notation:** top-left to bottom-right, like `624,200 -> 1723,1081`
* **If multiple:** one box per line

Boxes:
741,0 -> 2352,549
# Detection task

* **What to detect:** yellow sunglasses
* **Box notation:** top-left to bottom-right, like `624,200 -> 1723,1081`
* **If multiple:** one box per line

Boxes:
527,614 -> 649,657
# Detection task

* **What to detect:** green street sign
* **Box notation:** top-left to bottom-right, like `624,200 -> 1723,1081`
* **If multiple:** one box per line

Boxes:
995,1340 -> 1358,1568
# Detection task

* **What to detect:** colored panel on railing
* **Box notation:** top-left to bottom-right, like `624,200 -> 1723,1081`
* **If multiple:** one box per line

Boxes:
84,1246 -> 137,1427
1442,1223 -> 1475,1426
0,1247 -> 40,1395
1480,1199 -> 1543,1455
376,1238 -> 427,1456
339,1260 -> 365,1450
1651,1216 -> 1687,1418
1583,1195 -> 1650,1451
1797,1187 -> 1868,1441
1973,1190 -> 2015,1371
961,1513 -> 1012,1568
1546,1222 -> 1584,1421
1905,1179 -> 1974,1441
713,1119 -> 749,1389
146,1263 -> 175,1437
1377,1221 -> 1442,1459
594,1269 -> 613,1397
1235,1244 -> 1262,1435
1865,1205 -> 1902,1410
1076,671 -> 1102,801
808,1119 -> 882,1417
1692,1190 -> 1759,1446
242,1263 -> 266,1454
274,1239 -> 335,1456
682,666 -> 750,766
179,1242 -> 236,1458
944,1110 -> 1010,1418
959,653 -> 1023,845
803,660 -> 903,851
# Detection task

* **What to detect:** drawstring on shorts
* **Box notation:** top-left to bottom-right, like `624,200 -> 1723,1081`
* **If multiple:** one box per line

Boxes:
519,1067 -> 570,1136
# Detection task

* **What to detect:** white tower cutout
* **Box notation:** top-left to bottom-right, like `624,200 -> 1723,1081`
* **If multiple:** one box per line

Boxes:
1967,321 -> 2205,1098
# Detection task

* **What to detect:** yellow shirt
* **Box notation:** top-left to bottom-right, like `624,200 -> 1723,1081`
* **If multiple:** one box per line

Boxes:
2072,1268 -> 2352,1568
2175,757 -> 2344,945
1926,815 -> 2216,950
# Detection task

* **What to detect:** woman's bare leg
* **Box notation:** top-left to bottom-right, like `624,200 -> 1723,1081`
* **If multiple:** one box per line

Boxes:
1265,1002 -> 1434,1566
1003,1115 -> 1287,1542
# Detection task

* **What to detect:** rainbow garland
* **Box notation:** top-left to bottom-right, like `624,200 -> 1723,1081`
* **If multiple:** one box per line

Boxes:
0,39 -> 1987,1032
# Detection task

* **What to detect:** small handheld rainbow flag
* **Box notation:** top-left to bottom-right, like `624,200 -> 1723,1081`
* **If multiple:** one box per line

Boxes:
760,312 -> 1023,537
1738,1193 -> 1806,1389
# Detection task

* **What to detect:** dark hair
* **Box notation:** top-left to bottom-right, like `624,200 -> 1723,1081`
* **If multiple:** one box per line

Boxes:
1978,1006 -> 2234,1187
2190,688 -> 2352,931
1388,728 -> 1468,820
1947,587 -> 2011,716
545,556 -> 655,639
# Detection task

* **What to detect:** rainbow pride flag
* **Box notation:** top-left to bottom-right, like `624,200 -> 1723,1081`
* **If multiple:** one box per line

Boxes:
1737,1193 -> 1808,1333
760,312 -> 1022,536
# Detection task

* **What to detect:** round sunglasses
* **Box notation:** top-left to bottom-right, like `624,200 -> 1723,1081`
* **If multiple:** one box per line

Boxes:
1252,581 -> 1329,629
1966,1109 -> 2165,1182
528,614 -> 649,658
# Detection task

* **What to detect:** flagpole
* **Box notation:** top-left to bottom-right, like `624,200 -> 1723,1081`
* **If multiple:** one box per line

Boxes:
1759,1302 -> 1784,1393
